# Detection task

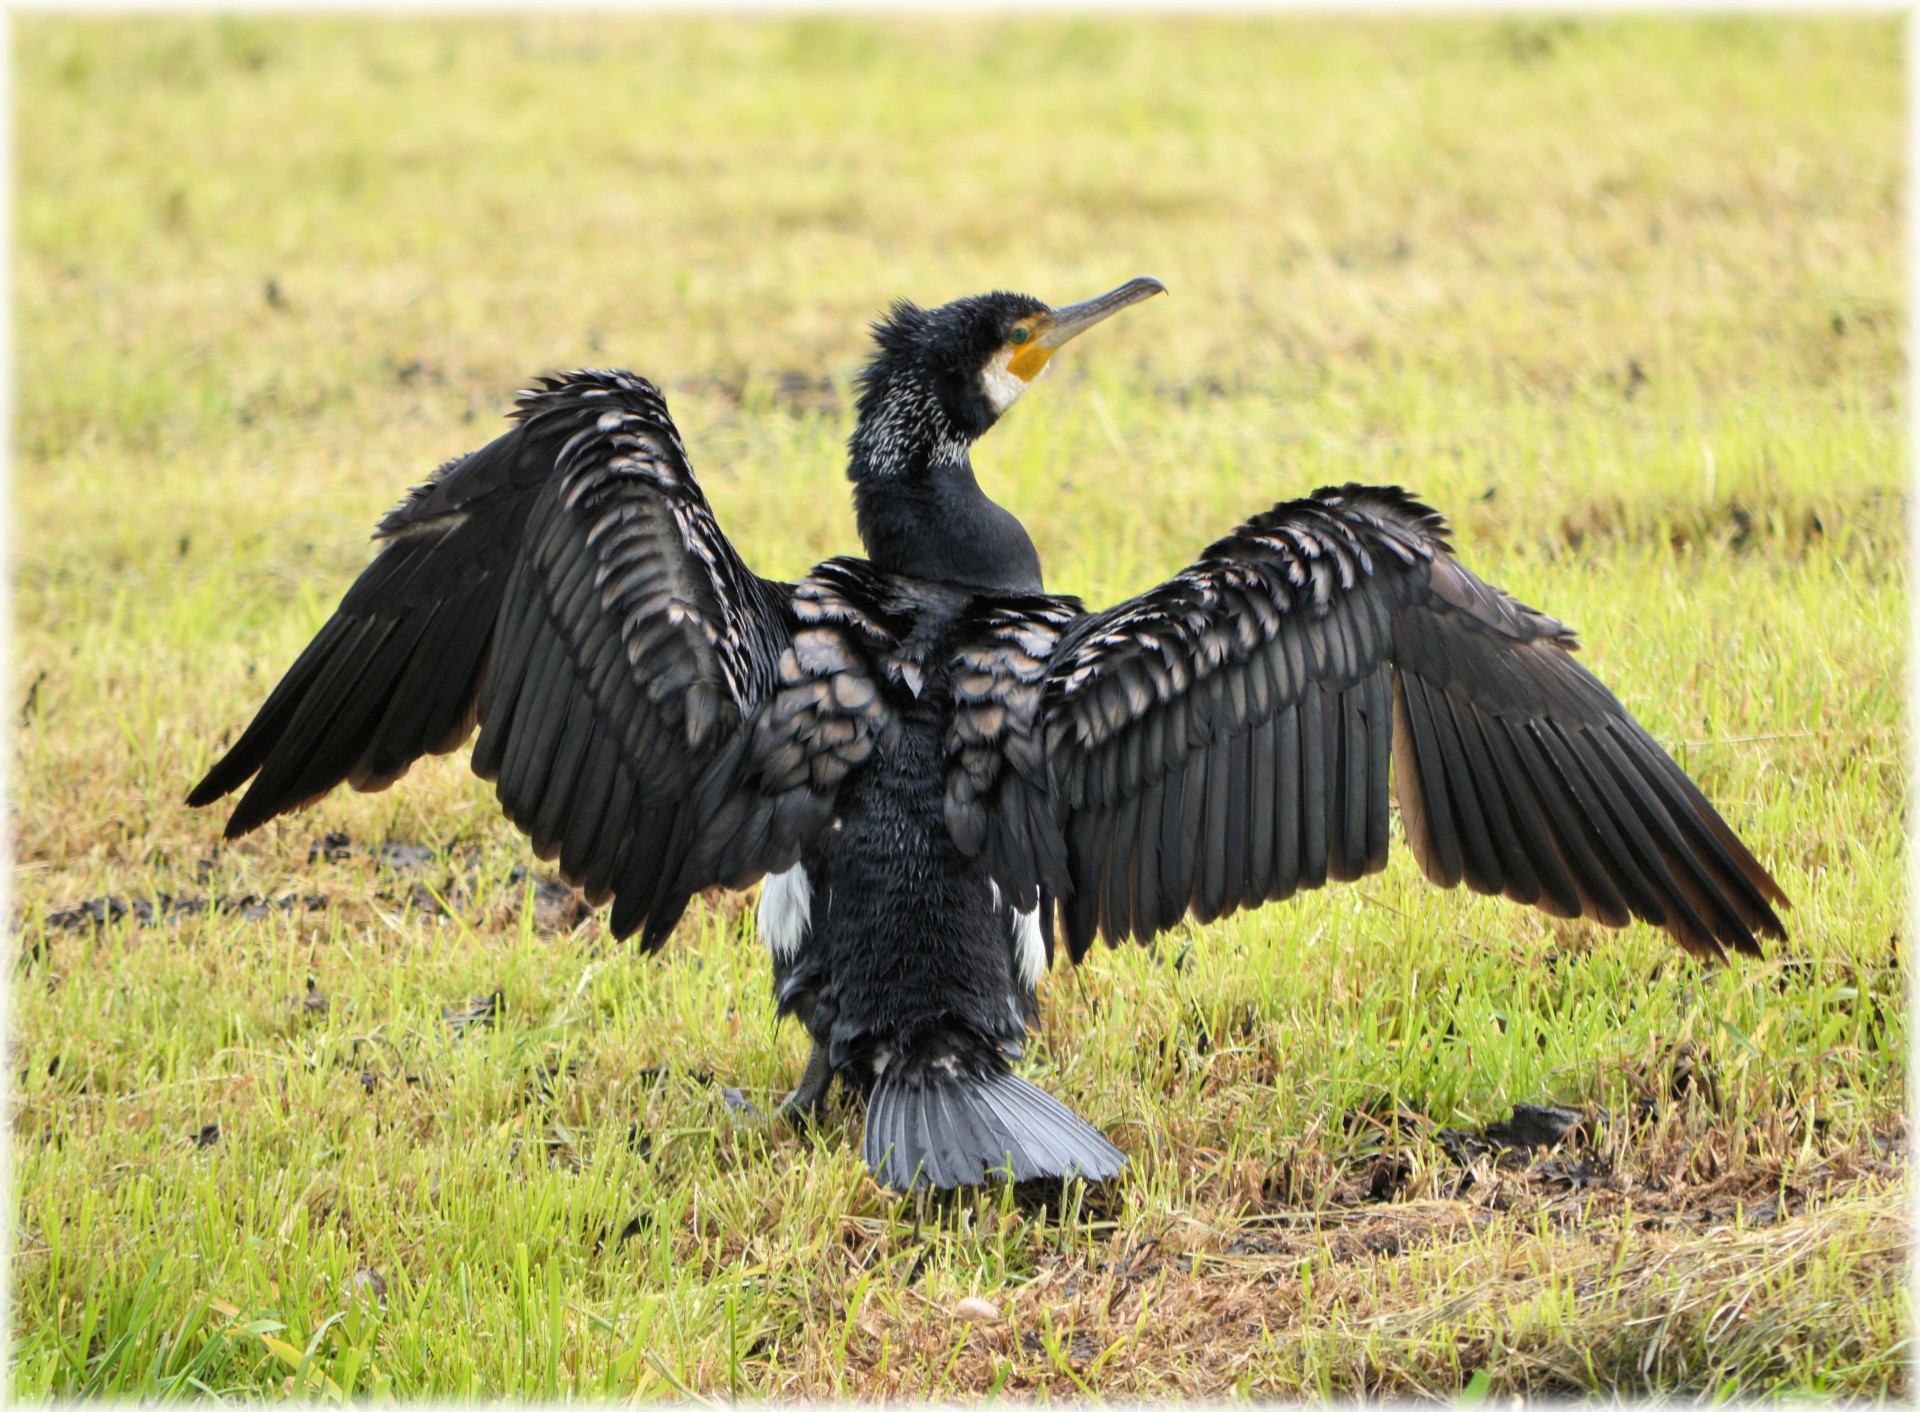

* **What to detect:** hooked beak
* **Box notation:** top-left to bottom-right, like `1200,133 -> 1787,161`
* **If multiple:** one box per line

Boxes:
1008,276 -> 1167,381
1037,276 -> 1168,350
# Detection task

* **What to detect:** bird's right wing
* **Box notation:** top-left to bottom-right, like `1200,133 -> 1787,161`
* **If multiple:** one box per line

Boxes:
189,370 -> 866,947
1005,484 -> 1787,964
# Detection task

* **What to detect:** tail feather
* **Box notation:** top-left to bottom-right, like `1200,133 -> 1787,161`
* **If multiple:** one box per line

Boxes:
864,1067 -> 1126,1191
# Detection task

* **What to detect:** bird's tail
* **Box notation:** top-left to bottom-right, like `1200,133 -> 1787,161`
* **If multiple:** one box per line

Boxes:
862,1039 -> 1125,1191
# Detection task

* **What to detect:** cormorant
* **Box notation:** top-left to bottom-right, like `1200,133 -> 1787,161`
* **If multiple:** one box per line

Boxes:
189,278 -> 1789,1191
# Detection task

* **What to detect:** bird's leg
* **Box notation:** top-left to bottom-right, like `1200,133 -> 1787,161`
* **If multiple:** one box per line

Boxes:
721,1036 -> 836,1128
771,1037 -> 836,1128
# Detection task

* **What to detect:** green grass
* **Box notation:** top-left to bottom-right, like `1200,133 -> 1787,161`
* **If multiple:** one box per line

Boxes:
12,14 -> 1906,1400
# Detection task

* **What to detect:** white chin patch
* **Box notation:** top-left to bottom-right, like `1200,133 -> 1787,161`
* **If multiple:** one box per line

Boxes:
758,865 -> 812,961
981,346 -> 1036,415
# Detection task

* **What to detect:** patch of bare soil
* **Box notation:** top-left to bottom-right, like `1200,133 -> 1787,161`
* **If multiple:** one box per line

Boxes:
30,831 -> 594,940
38,891 -> 327,931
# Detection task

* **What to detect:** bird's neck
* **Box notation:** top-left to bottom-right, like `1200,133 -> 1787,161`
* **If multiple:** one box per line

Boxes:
848,378 -> 1042,595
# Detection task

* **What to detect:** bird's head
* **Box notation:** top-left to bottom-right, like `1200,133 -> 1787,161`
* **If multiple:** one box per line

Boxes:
850,277 -> 1166,475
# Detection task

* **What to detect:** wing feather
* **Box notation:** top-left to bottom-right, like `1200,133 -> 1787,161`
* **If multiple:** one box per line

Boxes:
1270,703 -> 1303,903
995,484 -> 1784,964
1419,677 -> 1502,895
1465,700 -> 1585,917
1104,794 -> 1139,941
1131,777 -> 1166,942
1244,715 -> 1277,902
189,370 -> 830,946
528,693 -> 596,857
1298,683 -> 1331,891
1196,731 -> 1233,925
1439,689 -> 1538,904
1221,726 -> 1251,918
361,594 -> 493,782
1363,668 -> 1393,869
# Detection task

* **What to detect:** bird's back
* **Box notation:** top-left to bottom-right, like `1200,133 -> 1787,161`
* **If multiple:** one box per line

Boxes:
775,571 -> 1039,1081
765,567 -> 1126,1189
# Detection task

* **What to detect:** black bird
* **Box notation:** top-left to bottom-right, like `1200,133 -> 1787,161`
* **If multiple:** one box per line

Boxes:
189,278 -> 1789,1191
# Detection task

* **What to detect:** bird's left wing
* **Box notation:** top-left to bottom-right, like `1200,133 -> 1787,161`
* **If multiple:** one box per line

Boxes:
1029,489 -> 1417,958
960,485 -> 1787,967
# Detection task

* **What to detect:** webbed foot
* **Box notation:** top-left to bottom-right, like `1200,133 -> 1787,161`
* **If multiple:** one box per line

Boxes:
722,1038 -> 835,1128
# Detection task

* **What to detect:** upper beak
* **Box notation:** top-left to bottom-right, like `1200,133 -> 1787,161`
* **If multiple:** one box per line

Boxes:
1036,276 -> 1168,350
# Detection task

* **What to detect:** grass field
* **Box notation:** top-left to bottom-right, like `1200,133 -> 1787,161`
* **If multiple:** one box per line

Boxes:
11,15 -> 1907,1399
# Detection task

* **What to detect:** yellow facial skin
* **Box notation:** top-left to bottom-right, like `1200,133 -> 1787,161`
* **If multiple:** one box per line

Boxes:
1005,330 -> 1055,383
1002,277 -> 1167,387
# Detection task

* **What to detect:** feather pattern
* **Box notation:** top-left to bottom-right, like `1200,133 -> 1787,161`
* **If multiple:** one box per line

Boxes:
189,370 -> 846,946
675,559 -> 901,891
940,594 -> 1084,911
959,484 -> 1785,965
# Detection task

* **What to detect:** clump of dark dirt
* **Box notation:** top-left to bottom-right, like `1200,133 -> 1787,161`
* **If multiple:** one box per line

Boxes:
308,832 -> 442,871
524,1056 -> 580,1103
1436,1102 -> 1590,1164
1330,1100 -> 1902,1241
343,1267 -> 387,1309
500,865 -> 594,932
308,831 -> 356,864
1528,1152 -> 1610,1191
591,1212 -> 653,1253
1256,1094 -> 1897,1228
1364,1156 -> 1414,1202
41,891 -> 328,932
1020,1328 -> 1102,1365
443,988 -> 503,1034
305,832 -> 591,933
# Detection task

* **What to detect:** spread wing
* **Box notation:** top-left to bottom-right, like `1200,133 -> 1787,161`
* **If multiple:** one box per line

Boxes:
189,369 -> 875,946
975,484 -> 1789,964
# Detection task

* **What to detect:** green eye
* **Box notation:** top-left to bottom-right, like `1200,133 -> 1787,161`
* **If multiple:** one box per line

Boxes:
1009,326 -> 1031,345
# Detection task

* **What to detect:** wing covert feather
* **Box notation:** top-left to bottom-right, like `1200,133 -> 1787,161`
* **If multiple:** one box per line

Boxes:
1009,484 -> 1786,966
189,369 -> 859,948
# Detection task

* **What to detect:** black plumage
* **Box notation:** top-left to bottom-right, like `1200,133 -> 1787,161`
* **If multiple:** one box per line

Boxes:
190,277 -> 1788,1191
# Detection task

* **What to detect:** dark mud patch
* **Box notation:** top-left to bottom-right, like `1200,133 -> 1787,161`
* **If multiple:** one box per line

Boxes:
306,832 -> 592,933
1436,1102 -> 1592,1165
40,891 -> 327,932
442,988 -> 503,1034
308,832 -> 439,870
1256,1093 -> 1906,1245
1550,487 -> 1902,563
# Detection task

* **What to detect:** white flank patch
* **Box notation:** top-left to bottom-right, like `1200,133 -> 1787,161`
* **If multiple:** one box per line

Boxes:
1011,906 -> 1046,989
980,346 -> 1035,415
758,865 -> 812,961
991,881 -> 1048,990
